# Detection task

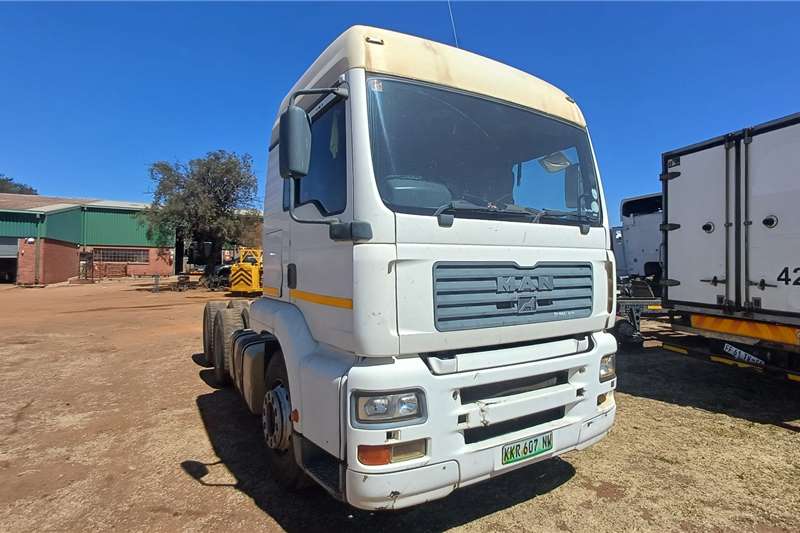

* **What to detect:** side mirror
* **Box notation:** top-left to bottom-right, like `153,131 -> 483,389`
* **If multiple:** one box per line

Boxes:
279,105 -> 312,179
564,165 -> 580,209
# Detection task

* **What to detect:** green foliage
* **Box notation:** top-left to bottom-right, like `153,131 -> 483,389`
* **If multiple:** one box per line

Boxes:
0,174 -> 38,195
142,150 -> 258,264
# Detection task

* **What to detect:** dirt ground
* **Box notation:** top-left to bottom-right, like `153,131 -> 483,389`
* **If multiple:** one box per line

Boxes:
0,279 -> 798,532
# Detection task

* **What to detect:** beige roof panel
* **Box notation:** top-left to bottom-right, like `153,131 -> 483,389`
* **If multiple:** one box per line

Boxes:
0,193 -> 95,212
0,193 -> 148,213
271,25 -> 586,144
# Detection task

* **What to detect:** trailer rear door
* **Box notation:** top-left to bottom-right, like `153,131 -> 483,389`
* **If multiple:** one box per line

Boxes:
662,140 -> 736,310
743,118 -> 800,315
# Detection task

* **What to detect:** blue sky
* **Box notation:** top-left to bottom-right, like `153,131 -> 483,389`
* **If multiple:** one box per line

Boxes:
1,2 -> 798,222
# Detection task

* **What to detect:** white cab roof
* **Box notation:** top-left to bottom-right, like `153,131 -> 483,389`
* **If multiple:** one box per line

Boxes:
271,25 -> 586,144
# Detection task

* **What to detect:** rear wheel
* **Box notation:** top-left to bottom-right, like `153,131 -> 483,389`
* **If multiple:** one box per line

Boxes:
241,306 -> 250,329
202,301 -> 228,365
212,308 -> 244,386
263,351 -> 307,489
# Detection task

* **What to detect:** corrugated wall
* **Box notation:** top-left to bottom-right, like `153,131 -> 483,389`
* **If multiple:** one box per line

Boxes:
44,208 -> 82,243
0,212 -> 41,238
0,206 -> 172,247
83,208 -> 170,246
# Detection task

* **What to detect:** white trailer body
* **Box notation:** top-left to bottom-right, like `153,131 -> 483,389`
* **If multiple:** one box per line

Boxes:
662,113 -> 800,370
217,26 -> 617,510
617,193 -> 662,279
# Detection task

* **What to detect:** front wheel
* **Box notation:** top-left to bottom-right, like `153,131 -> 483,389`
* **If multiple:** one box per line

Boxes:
263,351 -> 308,490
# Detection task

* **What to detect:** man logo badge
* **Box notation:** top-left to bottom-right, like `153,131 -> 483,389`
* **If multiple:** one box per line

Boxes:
496,275 -> 554,293
517,296 -> 537,314
496,274 -> 554,315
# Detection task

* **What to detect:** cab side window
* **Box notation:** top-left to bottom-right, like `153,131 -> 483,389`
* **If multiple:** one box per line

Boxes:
295,100 -> 347,215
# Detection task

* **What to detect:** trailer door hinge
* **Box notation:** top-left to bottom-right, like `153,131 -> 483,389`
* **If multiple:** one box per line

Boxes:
660,223 -> 680,231
700,276 -> 726,287
660,278 -> 680,287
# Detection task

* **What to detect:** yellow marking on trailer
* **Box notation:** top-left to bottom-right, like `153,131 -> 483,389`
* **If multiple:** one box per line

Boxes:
263,286 -> 280,297
647,305 -> 662,310
709,355 -> 759,369
787,373 -> 800,383
291,289 -> 353,309
691,314 -> 800,346
662,344 -> 688,355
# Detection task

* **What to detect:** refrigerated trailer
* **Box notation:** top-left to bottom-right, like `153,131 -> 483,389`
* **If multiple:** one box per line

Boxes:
661,112 -> 800,377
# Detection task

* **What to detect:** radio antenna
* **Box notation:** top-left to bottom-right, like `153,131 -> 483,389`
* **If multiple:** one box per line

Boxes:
447,0 -> 460,48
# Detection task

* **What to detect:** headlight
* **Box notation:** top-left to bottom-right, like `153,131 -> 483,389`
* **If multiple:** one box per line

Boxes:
354,390 -> 426,425
599,353 -> 616,382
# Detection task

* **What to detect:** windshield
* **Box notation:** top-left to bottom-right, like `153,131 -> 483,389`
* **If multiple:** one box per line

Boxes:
367,76 -> 602,226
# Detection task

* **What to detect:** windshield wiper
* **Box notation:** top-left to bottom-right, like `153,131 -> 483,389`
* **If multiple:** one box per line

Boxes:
432,199 -> 495,217
434,200 -> 551,226
533,209 -> 597,234
535,209 -> 595,221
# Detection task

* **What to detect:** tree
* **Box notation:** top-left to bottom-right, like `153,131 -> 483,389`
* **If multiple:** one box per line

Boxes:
0,174 -> 38,194
142,150 -> 258,272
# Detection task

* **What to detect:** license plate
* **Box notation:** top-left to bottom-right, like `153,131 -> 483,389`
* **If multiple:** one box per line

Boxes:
501,431 -> 553,465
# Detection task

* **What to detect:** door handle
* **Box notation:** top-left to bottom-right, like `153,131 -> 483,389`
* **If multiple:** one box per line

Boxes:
749,279 -> 776,290
287,263 -> 297,289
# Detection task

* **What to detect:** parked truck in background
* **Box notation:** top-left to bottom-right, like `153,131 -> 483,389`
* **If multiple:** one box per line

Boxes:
203,26 -> 618,509
661,112 -> 800,380
611,194 -> 663,347
613,193 -> 662,285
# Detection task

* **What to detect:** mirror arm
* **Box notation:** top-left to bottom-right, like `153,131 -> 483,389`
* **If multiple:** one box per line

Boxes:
289,86 -> 349,106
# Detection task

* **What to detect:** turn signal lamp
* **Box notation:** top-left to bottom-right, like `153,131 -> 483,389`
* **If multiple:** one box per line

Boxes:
357,440 -> 426,466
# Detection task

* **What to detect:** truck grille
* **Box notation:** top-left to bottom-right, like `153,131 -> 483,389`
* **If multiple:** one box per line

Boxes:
433,262 -> 594,332
463,407 -> 565,444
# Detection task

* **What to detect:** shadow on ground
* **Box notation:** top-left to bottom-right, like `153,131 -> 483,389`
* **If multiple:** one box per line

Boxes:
185,362 -> 575,532
617,341 -> 800,432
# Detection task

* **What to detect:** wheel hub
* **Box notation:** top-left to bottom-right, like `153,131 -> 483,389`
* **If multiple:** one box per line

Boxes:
263,384 -> 291,451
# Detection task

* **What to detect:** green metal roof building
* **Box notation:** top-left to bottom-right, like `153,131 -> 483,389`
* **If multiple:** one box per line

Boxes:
0,193 -> 175,285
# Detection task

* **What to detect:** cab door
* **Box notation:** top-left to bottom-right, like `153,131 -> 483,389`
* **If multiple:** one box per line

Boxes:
287,97 -> 355,353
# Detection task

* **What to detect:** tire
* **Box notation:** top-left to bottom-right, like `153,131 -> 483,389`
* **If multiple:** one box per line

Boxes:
202,301 -> 228,365
612,319 -> 644,351
228,299 -> 249,310
241,306 -> 250,329
263,351 -> 307,490
212,308 -> 244,386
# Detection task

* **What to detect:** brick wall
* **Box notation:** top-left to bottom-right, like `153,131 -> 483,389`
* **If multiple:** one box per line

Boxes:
16,242 -> 173,284
126,248 -> 174,276
90,247 -> 174,278
16,238 -> 79,285
16,238 -> 36,285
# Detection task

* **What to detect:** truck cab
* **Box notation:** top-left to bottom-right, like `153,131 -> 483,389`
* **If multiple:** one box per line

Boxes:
224,26 -> 617,510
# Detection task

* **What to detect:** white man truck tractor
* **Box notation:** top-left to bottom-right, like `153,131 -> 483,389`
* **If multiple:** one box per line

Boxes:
203,26 -> 617,510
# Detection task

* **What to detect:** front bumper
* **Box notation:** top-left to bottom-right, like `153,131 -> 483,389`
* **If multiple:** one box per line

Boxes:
344,332 -> 617,510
